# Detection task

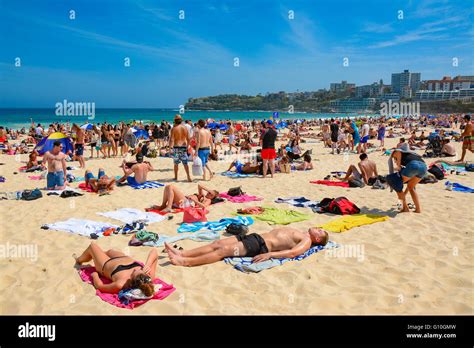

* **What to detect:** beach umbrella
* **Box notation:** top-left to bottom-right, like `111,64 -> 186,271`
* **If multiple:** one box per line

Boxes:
34,132 -> 74,155
207,122 -> 219,129
219,124 -> 228,131
80,123 -> 94,130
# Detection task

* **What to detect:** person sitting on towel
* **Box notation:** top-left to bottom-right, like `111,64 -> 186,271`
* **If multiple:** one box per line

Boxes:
164,227 -> 329,267
148,183 -> 219,213
338,153 -> 378,185
117,153 -> 153,185
73,242 -> 158,295
84,168 -> 116,194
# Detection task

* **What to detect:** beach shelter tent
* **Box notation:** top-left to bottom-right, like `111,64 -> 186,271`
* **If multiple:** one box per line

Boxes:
133,129 -> 149,139
34,132 -> 74,155
80,123 -> 94,130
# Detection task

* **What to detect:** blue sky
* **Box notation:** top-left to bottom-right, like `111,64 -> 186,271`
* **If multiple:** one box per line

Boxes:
0,0 -> 472,108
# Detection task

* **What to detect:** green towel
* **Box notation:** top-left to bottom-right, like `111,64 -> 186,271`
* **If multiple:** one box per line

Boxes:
239,207 -> 312,225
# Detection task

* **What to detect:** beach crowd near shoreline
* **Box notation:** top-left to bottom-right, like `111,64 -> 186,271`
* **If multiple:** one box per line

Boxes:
0,112 -> 472,315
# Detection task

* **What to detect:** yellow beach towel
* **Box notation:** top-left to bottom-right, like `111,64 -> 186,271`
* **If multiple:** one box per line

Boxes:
318,214 -> 389,233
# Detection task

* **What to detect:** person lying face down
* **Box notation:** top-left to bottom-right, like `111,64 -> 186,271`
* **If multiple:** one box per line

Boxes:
74,242 -> 158,295
165,227 -> 329,267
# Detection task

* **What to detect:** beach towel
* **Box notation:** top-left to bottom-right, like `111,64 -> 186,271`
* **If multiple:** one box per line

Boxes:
78,183 -> 95,193
129,181 -> 164,190
220,171 -> 257,178
275,197 -> 319,209
28,175 -> 42,180
310,180 -> 350,188
134,230 -> 221,247
42,218 -> 118,238
445,181 -> 474,193
224,241 -> 338,273
246,207 -> 312,225
318,214 -> 390,233
219,192 -> 263,203
440,163 -> 467,173
97,208 -> 166,224
78,266 -> 175,309
177,216 -> 254,233
146,207 -> 185,215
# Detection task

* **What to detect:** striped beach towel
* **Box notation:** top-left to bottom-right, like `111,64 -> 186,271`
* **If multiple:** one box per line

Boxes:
130,181 -> 165,190
224,241 -> 339,273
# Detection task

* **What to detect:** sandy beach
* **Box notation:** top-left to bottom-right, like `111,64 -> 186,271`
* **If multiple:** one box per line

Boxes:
0,134 -> 472,315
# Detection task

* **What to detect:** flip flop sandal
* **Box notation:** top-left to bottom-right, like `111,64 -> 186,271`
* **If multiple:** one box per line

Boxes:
408,203 -> 416,210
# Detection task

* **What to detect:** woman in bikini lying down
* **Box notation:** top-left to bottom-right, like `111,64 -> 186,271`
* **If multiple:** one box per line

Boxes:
73,242 -> 158,295
148,183 -> 219,212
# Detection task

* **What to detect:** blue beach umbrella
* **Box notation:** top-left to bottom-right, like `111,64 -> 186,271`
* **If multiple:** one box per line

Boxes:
80,123 -> 94,130
34,132 -> 74,155
134,129 -> 149,139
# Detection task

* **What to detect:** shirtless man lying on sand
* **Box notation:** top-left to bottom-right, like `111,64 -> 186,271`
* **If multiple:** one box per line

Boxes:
165,227 -> 329,266
148,183 -> 219,212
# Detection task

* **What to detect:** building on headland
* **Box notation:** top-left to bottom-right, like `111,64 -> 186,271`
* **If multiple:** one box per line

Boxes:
391,69 -> 421,94
330,80 -> 355,93
378,93 -> 400,102
415,89 -> 474,102
329,98 -> 376,112
355,79 -> 387,98
425,76 -> 472,91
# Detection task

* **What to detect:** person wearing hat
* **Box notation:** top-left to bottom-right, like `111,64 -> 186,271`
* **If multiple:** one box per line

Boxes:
260,119 -> 277,178
389,143 -> 427,213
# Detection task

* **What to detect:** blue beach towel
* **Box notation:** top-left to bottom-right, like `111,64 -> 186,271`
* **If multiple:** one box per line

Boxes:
177,216 -> 254,233
220,171 -> 257,178
129,181 -> 165,190
224,241 -> 339,273
445,181 -> 474,193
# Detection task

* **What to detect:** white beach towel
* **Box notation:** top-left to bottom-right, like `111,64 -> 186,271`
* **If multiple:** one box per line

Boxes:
43,218 -> 118,237
97,208 -> 166,224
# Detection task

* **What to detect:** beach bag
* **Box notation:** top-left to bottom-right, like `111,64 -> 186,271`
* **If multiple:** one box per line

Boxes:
428,164 -> 444,180
225,223 -> 249,236
192,157 -> 203,176
21,188 -> 42,201
281,163 -> 291,174
328,197 -> 360,215
465,164 -> 474,172
182,207 -> 208,223
227,186 -> 244,197
385,172 -> 403,193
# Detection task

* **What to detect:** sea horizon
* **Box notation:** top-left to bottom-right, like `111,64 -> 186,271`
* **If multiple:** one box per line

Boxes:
0,108 -> 362,130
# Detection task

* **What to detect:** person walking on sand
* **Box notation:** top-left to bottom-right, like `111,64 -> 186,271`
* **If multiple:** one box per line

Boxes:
260,119 -> 277,178
226,122 -> 239,154
44,141 -> 67,190
72,124 -> 85,168
195,119 -> 214,180
458,114 -> 473,162
169,115 -> 192,182
164,227 -> 328,267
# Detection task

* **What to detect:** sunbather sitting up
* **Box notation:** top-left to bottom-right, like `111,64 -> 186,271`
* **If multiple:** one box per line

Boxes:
165,227 -> 329,267
85,168 -> 116,194
148,183 -> 219,212
73,242 -> 158,295
117,153 -> 153,185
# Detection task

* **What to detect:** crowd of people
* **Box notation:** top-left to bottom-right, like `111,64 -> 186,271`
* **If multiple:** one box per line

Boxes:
1,112 -> 473,297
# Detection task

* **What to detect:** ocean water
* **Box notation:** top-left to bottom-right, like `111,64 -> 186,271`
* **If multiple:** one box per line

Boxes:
0,108 -> 358,129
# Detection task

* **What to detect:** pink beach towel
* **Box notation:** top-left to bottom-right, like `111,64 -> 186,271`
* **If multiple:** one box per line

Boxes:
219,192 -> 263,203
146,207 -> 185,215
79,265 -> 176,309
28,175 -> 42,180
310,180 -> 350,188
